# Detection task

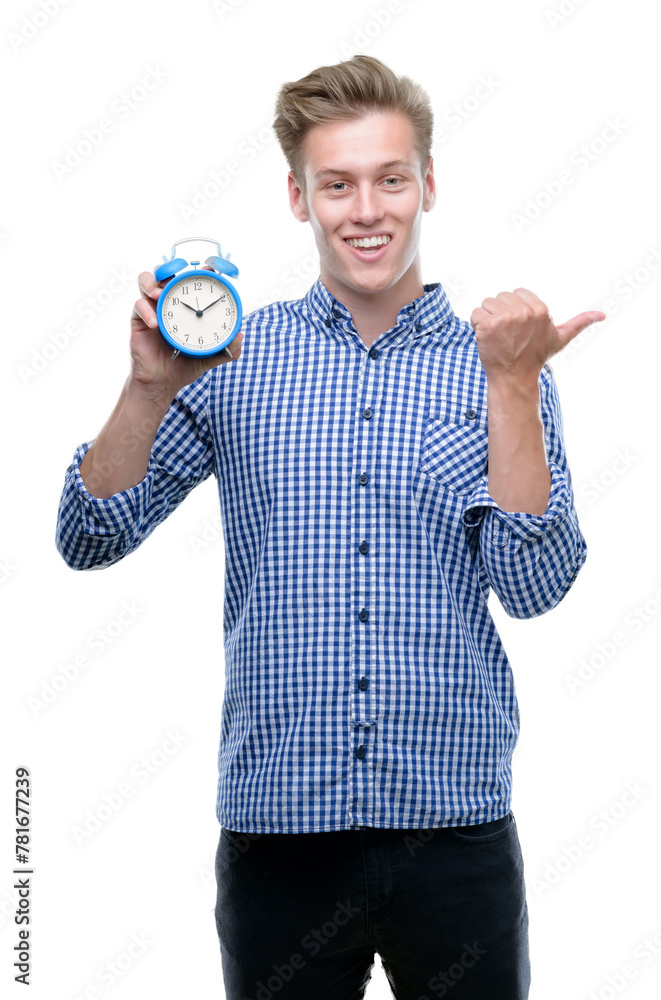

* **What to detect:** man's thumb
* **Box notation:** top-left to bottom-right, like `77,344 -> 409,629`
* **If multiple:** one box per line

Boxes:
556,310 -> 607,348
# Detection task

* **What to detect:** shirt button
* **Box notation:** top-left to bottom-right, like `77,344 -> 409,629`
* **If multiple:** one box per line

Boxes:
358,677 -> 369,690
332,308 -> 342,319
324,317 -> 332,327
359,541 -> 369,555
358,608 -> 369,622
465,409 -> 477,420
362,408 -> 373,420
415,321 -> 423,332
359,473 -> 369,486
355,746 -> 366,759
369,347 -> 379,359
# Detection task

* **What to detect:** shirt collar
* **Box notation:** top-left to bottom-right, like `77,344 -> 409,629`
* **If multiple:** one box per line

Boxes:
303,277 -> 455,346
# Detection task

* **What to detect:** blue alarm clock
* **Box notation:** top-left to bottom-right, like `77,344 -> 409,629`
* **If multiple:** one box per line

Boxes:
153,236 -> 242,360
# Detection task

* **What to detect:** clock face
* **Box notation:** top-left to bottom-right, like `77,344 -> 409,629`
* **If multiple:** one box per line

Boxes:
159,272 -> 239,355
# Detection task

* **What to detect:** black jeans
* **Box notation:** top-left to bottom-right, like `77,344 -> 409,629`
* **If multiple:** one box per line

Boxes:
214,812 -> 530,1000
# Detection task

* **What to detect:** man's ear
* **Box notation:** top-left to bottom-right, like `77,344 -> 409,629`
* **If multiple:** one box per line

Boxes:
288,171 -> 310,223
423,156 -> 436,212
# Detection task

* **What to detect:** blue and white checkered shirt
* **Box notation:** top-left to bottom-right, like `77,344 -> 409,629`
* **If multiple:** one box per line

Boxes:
56,277 -> 586,833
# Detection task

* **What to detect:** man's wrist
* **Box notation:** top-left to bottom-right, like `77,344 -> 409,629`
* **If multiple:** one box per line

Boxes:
486,374 -> 541,434
486,369 -> 540,398
123,376 -> 177,417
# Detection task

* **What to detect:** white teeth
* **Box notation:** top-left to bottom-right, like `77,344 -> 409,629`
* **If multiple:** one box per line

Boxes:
345,235 -> 391,248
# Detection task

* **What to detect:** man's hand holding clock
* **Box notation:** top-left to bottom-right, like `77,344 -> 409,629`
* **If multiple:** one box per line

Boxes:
79,242 -> 243,500
129,267 -> 243,406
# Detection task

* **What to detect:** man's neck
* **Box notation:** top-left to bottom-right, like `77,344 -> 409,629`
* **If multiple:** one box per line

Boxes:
321,270 -> 425,348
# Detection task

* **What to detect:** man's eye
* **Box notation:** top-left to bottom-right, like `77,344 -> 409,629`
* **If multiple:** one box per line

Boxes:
384,177 -> 401,186
331,182 -> 347,191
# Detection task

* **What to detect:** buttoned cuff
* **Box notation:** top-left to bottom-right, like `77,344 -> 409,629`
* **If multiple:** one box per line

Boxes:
68,441 -> 156,537
462,462 -> 572,542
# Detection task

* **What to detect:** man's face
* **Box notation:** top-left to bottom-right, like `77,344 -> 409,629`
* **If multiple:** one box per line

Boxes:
288,110 -> 435,306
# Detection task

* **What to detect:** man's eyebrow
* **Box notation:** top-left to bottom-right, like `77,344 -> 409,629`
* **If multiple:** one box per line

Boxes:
312,159 -> 417,181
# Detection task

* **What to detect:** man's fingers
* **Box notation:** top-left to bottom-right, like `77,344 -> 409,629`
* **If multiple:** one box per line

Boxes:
133,270 -> 165,329
138,270 -> 162,301
511,287 -> 546,309
470,303 -> 502,328
472,288 -> 546,322
476,297 -> 500,315
132,296 -> 159,329
469,305 -> 487,329
556,310 -> 607,347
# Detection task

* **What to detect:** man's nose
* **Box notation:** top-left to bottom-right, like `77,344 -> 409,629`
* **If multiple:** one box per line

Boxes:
349,184 -> 384,226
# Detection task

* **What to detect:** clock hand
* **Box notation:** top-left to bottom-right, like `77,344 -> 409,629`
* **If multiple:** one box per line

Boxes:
180,300 -> 204,317
200,296 -> 225,313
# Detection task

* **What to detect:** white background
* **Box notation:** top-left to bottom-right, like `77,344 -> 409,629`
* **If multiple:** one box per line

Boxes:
2,0 -> 660,998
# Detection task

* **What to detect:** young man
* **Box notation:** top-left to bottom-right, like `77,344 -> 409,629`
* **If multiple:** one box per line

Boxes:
56,56 -> 604,1000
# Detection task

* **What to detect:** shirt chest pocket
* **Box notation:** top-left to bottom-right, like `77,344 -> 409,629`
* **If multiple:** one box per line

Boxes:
418,396 -> 489,495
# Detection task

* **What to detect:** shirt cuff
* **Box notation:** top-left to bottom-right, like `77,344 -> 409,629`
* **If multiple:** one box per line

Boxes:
462,462 -> 572,542
68,441 -> 155,537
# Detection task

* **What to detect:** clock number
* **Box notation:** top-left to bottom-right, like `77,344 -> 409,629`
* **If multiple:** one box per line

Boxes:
172,297 -> 180,305
180,285 -> 189,295
172,325 -> 178,334
167,311 -> 174,319
225,307 -> 231,316
194,281 -> 202,290
214,332 -> 220,340
198,336 -> 204,345
184,334 -> 189,342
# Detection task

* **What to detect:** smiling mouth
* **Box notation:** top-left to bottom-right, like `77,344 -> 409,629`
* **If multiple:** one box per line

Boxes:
344,234 -> 392,252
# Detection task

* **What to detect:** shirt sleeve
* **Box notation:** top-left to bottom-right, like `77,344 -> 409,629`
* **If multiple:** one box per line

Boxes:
55,372 -> 215,571
461,364 -> 587,619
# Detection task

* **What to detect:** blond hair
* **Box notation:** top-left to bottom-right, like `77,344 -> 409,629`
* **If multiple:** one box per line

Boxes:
273,55 -> 433,190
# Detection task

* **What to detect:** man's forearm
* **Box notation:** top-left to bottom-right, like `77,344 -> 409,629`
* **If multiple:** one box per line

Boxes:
486,376 -> 551,516
79,379 -> 175,499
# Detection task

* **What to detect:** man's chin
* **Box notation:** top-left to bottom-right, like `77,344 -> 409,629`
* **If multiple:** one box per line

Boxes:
337,268 -> 399,297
